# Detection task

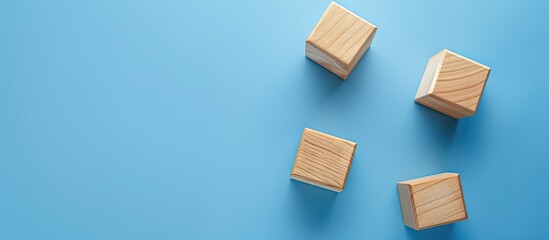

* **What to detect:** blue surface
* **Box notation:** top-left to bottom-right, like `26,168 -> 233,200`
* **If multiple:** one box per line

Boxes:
1,0 -> 548,239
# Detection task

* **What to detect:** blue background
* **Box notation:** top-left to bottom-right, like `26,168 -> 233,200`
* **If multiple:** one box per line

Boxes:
1,0 -> 548,239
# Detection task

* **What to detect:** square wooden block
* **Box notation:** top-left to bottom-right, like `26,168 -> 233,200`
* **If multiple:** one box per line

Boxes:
305,2 -> 377,80
290,128 -> 357,192
397,173 -> 468,230
415,49 -> 491,119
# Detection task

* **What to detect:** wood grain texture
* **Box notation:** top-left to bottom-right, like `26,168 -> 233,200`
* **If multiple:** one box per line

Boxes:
397,173 -> 468,230
305,2 -> 377,79
416,95 -> 474,119
290,128 -> 357,192
415,49 -> 490,119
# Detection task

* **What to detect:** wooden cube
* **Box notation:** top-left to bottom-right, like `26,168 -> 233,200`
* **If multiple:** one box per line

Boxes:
290,128 -> 357,192
397,173 -> 468,230
305,2 -> 377,80
415,49 -> 491,119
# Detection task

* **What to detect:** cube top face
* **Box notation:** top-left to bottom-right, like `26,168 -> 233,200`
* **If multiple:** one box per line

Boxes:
290,128 -> 357,192
398,173 -> 467,230
416,49 -> 491,118
306,2 -> 377,69
432,50 -> 491,113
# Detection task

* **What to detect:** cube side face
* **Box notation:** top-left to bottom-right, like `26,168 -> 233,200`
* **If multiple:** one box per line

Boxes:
306,2 -> 376,79
290,128 -> 357,192
397,183 -> 418,229
409,174 -> 467,230
415,51 -> 445,100
290,174 -> 342,192
306,42 -> 349,79
416,94 -> 473,119
432,51 -> 490,113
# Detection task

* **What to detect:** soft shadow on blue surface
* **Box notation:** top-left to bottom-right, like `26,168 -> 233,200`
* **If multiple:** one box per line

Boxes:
405,224 -> 454,240
447,94 -> 492,162
303,57 -> 343,91
413,103 -> 458,146
289,179 -> 338,228
300,47 -> 378,116
344,47 -> 376,83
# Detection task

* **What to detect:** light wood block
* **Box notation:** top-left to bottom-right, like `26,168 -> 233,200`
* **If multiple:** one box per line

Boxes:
397,173 -> 468,230
415,49 -> 491,119
305,2 -> 377,80
290,128 -> 357,192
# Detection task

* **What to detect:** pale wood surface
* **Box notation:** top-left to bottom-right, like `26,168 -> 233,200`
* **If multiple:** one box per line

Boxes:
398,173 -> 468,230
306,2 -> 377,79
415,49 -> 490,119
415,51 -> 444,99
306,42 -> 347,79
397,184 -> 417,228
416,95 -> 474,119
290,128 -> 357,192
